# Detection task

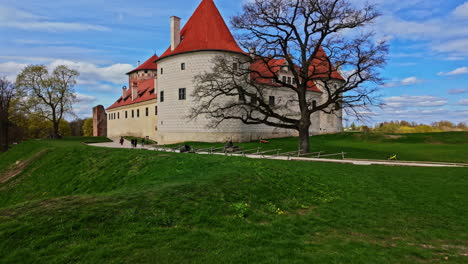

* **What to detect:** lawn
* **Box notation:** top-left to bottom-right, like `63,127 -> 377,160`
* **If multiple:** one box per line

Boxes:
165,132 -> 468,163
0,135 -> 467,263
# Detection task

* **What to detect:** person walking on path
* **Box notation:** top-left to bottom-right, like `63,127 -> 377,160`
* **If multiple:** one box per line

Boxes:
119,137 -> 124,146
141,138 -> 145,148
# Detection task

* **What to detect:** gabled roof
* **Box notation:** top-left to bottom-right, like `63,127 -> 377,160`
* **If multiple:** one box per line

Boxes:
107,78 -> 156,110
158,0 -> 245,60
126,54 -> 159,75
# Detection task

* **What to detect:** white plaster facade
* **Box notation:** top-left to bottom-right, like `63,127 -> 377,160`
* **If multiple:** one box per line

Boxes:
107,101 -> 158,140
155,51 -> 342,144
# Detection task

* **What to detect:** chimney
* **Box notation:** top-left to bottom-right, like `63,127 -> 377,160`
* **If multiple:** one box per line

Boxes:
171,16 -> 181,51
249,47 -> 256,59
122,86 -> 127,97
131,82 -> 138,101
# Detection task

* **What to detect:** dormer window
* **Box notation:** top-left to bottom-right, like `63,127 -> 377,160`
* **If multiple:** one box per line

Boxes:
282,76 -> 287,83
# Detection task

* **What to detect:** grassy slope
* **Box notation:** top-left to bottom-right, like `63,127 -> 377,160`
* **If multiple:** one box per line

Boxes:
167,132 -> 468,163
0,135 -> 467,263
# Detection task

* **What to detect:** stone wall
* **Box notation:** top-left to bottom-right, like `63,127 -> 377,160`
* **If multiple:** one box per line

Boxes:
93,105 -> 107,137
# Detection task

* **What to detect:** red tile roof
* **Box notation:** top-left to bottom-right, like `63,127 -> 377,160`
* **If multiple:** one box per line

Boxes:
126,54 -> 159,74
250,48 -> 344,93
107,78 -> 156,110
158,0 -> 245,60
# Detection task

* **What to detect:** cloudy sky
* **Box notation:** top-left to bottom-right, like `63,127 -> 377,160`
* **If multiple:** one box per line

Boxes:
0,0 -> 467,125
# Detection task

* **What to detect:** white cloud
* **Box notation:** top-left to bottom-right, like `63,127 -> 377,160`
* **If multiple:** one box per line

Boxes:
76,93 -> 97,104
0,62 -> 28,81
384,76 -> 423,88
438,67 -> 468,76
384,95 -> 448,108
458,99 -> 468,105
0,6 -> 109,32
49,59 -> 133,85
454,2 -> 468,18
448,88 -> 468,94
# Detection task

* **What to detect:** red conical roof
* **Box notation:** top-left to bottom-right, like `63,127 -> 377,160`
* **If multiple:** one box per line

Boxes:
159,0 -> 245,60
127,54 -> 159,74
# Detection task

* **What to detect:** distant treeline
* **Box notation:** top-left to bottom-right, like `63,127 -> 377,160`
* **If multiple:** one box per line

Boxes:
7,116 -> 93,143
347,120 -> 468,133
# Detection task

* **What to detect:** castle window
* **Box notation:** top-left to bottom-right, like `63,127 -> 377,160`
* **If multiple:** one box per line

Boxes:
144,70 -> 148,73
161,68 -> 164,75
282,76 -> 286,83
287,77 -> 291,84
117,112 -> 120,119
251,96 -> 257,105
233,63 -> 238,71
160,91 -> 164,102
179,88 -> 186,100
181,63 -> 185,70
145,107 -> 149,116
137,109 -> 140,118
269,96 -> 275,106
125,111 -> 128,118
155,106 -> 158,115
132,110 -> 134,118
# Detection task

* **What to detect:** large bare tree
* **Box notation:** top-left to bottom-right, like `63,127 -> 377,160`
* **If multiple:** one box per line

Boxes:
16,65 -> 79,139
0,77 -> 17,151
191,0 -> 388,152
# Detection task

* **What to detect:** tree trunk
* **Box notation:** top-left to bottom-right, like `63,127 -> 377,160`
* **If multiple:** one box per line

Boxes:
298,121 -> 311,153
52,121 -> 60,139
0,113 -> 8,152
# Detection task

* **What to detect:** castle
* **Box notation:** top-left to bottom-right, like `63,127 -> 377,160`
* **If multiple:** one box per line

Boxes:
97,0 -> 343,144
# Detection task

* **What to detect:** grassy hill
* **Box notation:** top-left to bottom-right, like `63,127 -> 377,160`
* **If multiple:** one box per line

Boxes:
0,134 -> 467,263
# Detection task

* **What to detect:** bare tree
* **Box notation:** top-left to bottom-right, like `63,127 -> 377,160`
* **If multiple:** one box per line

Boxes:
191,0 -> 388,152
0,77 -> 17,151
16,65 -> 79,139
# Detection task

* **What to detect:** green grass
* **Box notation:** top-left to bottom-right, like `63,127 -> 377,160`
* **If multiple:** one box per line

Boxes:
165,132 -> 468,163
0,135 -> 467,263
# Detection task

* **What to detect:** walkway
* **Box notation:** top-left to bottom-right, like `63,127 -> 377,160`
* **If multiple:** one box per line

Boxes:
87,140 -> 467,168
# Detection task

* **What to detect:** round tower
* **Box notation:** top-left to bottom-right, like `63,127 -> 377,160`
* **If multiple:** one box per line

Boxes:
156,0 -> 249,144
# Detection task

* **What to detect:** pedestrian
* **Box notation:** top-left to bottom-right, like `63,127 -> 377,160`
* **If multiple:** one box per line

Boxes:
119,137 -> 124,146
141,138 -> 145,147
131,139 -> 136,148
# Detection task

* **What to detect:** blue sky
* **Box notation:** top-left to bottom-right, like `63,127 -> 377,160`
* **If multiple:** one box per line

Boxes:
0,0 -> 467,126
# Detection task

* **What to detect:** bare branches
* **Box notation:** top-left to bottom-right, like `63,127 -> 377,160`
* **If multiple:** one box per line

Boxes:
193,0 -> 387,152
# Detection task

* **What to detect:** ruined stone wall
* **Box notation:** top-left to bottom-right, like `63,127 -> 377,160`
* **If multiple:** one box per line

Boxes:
93,105 -> 107,137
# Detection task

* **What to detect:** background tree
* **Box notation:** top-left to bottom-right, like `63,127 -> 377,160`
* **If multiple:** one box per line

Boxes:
191,0 -> 388,152
70,119 -> 85,136
16,65 -> 78,139
82,118 -> 93,137
0,77 -> 17,151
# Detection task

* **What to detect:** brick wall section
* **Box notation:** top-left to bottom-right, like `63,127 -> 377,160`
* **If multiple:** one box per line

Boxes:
93,105 -> 107,137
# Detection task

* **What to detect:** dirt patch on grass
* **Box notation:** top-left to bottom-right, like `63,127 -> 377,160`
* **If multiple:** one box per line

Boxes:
0,149 -> 49,184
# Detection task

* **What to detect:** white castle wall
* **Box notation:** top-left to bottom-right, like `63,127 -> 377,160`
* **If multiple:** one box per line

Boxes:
156,51 -> 337,144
